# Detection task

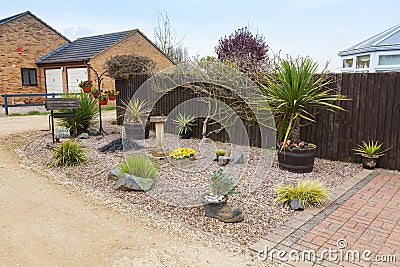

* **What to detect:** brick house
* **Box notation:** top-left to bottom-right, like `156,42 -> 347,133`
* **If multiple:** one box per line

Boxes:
0,11 -> 69,101
0,11 -> 174,104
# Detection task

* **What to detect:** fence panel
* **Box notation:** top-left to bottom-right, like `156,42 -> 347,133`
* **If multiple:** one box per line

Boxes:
116,73 -> 400,170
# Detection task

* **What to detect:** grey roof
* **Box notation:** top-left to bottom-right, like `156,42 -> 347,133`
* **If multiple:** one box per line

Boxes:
338,25 -> 400,56
36,30 -> 138,64
0,11 -> 70,42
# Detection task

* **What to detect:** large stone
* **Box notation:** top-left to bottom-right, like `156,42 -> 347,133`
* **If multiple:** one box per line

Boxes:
108,168 -> 122,181
113,173 -> 154,191
231,152 -> 244,164
88,129 -> 99,136
98,138 -> 144,153
77,133 -> 89,139
290,199 -> 305,211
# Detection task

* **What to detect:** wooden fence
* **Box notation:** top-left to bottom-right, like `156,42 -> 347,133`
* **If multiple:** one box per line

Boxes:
116,73 -> 400,170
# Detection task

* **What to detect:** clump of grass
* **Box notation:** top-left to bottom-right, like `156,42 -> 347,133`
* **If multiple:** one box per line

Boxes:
120,154 -> 158,179
210,168 -> 237,196
275,180 -> 329,206
53,140 -> 86,166
215,149 -> 226,157
9,111 -> 50,116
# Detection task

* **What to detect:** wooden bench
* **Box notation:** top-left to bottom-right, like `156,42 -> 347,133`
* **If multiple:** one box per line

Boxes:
45,98 -> 81,143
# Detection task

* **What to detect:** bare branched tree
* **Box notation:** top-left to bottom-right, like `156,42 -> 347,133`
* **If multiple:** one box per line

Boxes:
154,11 -> 189,63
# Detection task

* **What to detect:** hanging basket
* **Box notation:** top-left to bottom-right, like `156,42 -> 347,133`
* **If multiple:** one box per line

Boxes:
99,99 -> 108,105
82,87 -> 91,93
108,95 -> 116,100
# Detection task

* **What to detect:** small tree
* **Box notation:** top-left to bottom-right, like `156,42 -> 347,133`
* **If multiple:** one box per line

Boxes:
105,54 -> 156,80
215,27 -> 270,75
154,11 -> 189,63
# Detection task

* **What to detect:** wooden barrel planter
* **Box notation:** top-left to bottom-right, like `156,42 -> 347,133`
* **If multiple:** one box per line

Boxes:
278,147 -> 316,173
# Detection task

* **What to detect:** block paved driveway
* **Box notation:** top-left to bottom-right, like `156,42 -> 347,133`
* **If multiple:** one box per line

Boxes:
251,172 -> 400,267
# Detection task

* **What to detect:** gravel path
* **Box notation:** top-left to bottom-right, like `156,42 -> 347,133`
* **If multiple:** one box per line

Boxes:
24,120 -> 363,246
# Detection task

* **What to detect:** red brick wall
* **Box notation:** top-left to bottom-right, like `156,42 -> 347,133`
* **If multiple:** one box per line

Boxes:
0,13 -> 69,101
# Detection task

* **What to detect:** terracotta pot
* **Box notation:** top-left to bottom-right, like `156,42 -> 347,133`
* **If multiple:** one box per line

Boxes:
82,87 -> 91,93
99,99 -> 108,105
278,147 -> 316,173
108,95 -> 116,100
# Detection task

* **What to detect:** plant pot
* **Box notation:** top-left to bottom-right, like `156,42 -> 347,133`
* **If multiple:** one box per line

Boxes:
169,157 -> 195,168
278,147 -> 316,173
124,122 -> 146,140
109,95 -> 116,100
180,130 -> 191,139
361,156 -> 378,169
82,87 -> 91,93
92,92 -> 99,98
99,99 -> 108,105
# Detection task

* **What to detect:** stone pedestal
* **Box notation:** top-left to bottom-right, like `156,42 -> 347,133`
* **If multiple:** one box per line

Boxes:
150,116 -> 167,157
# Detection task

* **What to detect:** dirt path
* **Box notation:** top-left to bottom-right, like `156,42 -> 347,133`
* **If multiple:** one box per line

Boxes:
0,112 -> 259,266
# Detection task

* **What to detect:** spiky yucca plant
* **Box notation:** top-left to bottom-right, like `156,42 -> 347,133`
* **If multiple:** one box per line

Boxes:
275,180 -> 329,206
258,57 -> 346,145
354,140 -> 390,158
53,141 -> 86,166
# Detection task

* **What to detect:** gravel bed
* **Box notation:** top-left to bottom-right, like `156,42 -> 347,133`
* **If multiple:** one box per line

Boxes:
24,122 -> 363,246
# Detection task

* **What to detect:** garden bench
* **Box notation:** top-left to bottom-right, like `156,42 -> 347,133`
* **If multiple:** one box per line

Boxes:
45,98 -> 80,143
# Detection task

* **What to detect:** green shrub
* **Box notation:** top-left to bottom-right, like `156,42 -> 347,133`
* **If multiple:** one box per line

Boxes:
275,180 -> 329,206
53,141 -> 86,166
120,154 -> 158,179
58,92 -> 98,134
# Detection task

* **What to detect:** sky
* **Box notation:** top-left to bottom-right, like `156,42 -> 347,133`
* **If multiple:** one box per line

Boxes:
1,0 -> 399,72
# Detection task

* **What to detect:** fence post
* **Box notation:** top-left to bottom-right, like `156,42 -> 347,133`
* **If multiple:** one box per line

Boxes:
3,94 -> 8,116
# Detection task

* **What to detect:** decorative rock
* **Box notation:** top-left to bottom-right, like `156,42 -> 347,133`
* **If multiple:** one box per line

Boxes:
55,126 -> 70,139
77,133 -> 89,139
110,130 -> 120,134
98,138 -> 144,153
290,199 -> 305,211
284,180 -> 298,187
113,173 -> 154,191
88,129 -> 99,136
108,168 -> 122,181
217,156 -> 230,166
231,152 -> 244,164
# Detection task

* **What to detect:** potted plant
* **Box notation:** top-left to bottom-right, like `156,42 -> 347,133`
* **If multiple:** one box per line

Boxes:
108,90 -> 119,100
78,80 -> 93,93
122,98 -> 150,140
98,92 -> 108,105
353,140 -> 390,169
258,56 -> 346,173
168,147 -> 196,168
200,169 -> 243,223
214,149 -> 226,161
173,113 -> 196,139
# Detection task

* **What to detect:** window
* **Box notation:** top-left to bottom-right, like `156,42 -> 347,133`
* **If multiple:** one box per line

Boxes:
378,54 -> 400,65
343,58 -> 353,68
21,68 -> 37,86
356,55 -> 370,69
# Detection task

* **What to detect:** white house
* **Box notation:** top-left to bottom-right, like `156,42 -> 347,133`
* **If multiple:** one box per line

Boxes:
338,25 -> 400,73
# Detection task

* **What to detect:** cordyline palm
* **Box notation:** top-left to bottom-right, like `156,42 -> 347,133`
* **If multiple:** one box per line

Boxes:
259,57 -> 346,145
